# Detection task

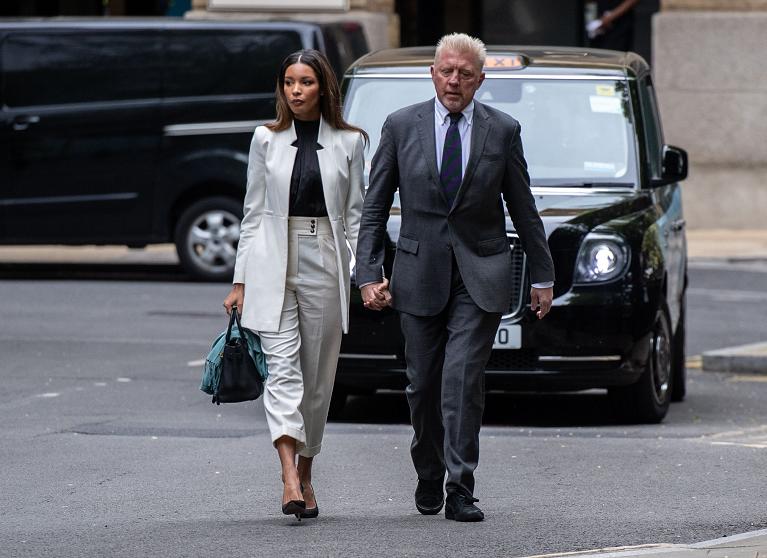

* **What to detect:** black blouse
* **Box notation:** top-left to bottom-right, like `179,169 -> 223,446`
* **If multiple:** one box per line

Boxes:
289,118 -> 328,217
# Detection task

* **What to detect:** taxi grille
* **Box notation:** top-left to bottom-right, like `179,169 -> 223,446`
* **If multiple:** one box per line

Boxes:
486,349 -> 537,370
505,234 -> 527,318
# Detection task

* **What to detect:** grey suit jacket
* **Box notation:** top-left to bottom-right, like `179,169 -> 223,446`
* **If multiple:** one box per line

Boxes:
355,99 -> 555,316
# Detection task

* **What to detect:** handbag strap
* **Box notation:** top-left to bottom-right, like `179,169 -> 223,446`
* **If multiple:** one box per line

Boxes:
226,305 -> 246,342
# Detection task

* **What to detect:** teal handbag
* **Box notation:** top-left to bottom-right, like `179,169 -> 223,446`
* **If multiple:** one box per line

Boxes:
200,307 -> 268,404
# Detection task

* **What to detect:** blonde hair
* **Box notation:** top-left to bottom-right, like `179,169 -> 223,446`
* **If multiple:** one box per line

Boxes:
435,33 -> 487,70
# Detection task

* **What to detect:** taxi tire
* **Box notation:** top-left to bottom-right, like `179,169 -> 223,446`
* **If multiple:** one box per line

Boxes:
670,299 -> 686,402
609,306 -> 673,424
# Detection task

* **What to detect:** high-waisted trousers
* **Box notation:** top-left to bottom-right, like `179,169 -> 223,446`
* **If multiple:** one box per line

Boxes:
257,216 -> 342,457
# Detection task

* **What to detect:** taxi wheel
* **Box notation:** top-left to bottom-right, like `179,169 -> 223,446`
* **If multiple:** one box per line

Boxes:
610,306 -> 673,423
670,299 -> 686,402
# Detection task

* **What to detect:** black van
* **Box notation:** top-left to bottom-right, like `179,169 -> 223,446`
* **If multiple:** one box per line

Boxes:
0,18 -> 368,279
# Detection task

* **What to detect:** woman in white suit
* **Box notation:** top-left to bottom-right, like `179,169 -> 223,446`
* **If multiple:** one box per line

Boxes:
223,49 -> 375,519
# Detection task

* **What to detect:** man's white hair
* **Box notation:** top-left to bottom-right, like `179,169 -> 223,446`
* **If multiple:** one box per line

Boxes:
435,33 -> 487,69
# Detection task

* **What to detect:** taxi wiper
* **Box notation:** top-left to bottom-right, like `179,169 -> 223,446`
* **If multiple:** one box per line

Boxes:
533,182 -> 634,188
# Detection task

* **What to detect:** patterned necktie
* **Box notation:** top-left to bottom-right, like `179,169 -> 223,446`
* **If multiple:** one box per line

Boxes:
440,112 -> 463,208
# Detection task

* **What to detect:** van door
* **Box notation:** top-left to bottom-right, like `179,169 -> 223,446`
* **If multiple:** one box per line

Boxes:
0,29 -> 162,244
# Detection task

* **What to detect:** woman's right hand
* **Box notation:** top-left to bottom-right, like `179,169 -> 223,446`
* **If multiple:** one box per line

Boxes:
223,283 -> 245,315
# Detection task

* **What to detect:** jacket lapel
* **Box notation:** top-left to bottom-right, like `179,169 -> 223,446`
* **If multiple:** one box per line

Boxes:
315,116 -> 339,218
274,123 -> 299,216
415,100 -> 442,195
451,101 -> 490,212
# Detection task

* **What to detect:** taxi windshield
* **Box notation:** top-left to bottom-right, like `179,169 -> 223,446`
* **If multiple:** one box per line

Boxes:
343,76 -> 638,187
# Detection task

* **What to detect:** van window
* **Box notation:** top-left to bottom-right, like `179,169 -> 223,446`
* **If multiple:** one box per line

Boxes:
638,76 -> 664,180
1,31 -> 162,107
320,23 -> 368,78
163,30 -> 303,98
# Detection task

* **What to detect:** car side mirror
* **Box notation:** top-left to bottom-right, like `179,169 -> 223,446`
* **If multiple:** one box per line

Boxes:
652,144 -> 688,187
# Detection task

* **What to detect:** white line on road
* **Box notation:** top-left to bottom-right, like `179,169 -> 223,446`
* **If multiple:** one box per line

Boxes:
688,287 -> 767,302
187,359 -> 205,367
36,393 -> 60,398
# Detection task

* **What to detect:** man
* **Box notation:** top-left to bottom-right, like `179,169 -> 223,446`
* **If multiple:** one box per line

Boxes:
355,33 -> 555,522
588,0 -> 640,51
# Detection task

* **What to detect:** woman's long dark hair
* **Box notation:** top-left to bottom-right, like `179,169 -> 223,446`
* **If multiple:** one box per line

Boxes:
267,49 -> 368,145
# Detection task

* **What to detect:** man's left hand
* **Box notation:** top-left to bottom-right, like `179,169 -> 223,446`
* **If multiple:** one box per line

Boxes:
530,286 -> 553,319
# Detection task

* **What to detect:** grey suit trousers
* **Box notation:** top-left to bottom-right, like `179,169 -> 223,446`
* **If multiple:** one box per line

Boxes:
399,257 -> 502,496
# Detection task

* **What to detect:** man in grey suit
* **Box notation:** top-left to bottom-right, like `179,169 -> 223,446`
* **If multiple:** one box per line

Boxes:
355,33 -> 555,522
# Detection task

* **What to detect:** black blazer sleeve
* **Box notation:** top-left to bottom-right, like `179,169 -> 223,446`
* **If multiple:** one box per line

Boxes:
502,121 -> 555,284
355,116 -> 399,286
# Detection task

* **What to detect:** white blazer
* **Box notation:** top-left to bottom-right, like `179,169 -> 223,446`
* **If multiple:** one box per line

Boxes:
233,117 -> 365,334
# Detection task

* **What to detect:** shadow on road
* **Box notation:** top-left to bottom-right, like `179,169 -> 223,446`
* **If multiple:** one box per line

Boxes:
0,262 -> 199,282
334,390 -> 626,427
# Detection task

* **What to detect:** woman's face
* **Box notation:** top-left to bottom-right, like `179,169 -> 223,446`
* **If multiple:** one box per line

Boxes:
283,62 -> 321,121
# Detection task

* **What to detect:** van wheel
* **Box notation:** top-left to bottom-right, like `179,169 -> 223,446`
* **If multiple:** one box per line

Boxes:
609,306 -> 673,423
328,387 -> 348,420
174,197 -> 242,281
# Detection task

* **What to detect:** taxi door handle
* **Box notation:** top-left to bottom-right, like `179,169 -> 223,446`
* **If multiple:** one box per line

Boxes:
12,115 -> 40,131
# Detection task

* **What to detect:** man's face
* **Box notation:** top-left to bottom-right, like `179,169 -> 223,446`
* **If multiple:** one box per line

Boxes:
430,48 -> 485,113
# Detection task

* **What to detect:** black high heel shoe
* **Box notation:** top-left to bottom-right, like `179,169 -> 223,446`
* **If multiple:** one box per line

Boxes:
282,499 -> 306,519
299,483 -> 319,519
281,475 -> 306,519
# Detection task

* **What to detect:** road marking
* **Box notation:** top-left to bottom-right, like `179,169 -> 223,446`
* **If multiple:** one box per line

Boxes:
688,287 -> 767,302
699,425 -> 767,449
728,374 -> 767,383
710,441 -> 767,449
116,377 -> 132,383
187,359 -> 205,367
36,392 -> 60,398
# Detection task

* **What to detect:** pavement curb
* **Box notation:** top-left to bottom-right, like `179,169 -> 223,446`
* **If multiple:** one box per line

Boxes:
702,341 -> 767,375
518,528 -> 767,558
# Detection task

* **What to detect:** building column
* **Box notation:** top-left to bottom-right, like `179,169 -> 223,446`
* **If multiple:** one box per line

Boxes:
654,0 -> 767,228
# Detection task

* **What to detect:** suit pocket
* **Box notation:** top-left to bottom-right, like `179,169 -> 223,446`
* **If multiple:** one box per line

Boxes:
477,237 -> 509,256
397,236 -> 419,255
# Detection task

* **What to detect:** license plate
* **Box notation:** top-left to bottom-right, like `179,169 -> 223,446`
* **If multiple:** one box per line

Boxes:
493,324 -> 521,349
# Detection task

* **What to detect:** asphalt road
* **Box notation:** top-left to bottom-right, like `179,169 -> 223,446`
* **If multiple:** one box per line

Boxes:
1,261 -> 766,557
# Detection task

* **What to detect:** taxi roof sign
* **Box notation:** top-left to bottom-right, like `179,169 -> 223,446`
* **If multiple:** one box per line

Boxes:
484,55 -> 527,70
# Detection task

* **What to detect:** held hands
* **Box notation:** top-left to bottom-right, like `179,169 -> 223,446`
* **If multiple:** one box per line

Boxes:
530,286 -> 553,319
361,278 -> 392,311
223,283 -> 245,315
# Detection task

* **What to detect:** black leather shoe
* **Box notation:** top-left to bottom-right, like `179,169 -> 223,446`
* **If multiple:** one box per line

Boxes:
414,478 -> 444,515
445,492 -> 484,522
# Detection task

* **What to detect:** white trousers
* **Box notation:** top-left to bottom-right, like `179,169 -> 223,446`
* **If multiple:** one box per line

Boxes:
258,216 -> 342,457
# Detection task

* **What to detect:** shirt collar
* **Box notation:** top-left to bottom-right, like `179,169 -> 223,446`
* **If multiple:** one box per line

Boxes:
435,98 -> 474,126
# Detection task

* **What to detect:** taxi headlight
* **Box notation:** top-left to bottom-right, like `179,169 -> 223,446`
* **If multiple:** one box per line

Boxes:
574,234 -> 629,284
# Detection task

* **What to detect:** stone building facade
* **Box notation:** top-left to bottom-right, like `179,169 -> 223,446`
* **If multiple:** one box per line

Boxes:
654,0 -> 767,228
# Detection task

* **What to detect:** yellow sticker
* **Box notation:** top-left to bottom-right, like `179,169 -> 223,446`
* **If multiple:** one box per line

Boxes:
484,55 -> 525,70
596,85 -> 616,96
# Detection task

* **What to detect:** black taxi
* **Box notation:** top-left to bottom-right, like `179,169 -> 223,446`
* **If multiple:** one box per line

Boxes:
335,47 -> 689,423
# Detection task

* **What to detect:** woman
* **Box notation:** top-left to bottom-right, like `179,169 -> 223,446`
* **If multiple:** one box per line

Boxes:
223,49 -> 372,519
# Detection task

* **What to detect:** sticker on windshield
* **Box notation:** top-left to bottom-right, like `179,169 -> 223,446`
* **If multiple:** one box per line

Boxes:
595,85 -> 616,96
589,95 -> 622,114
584,161 -> 617,173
